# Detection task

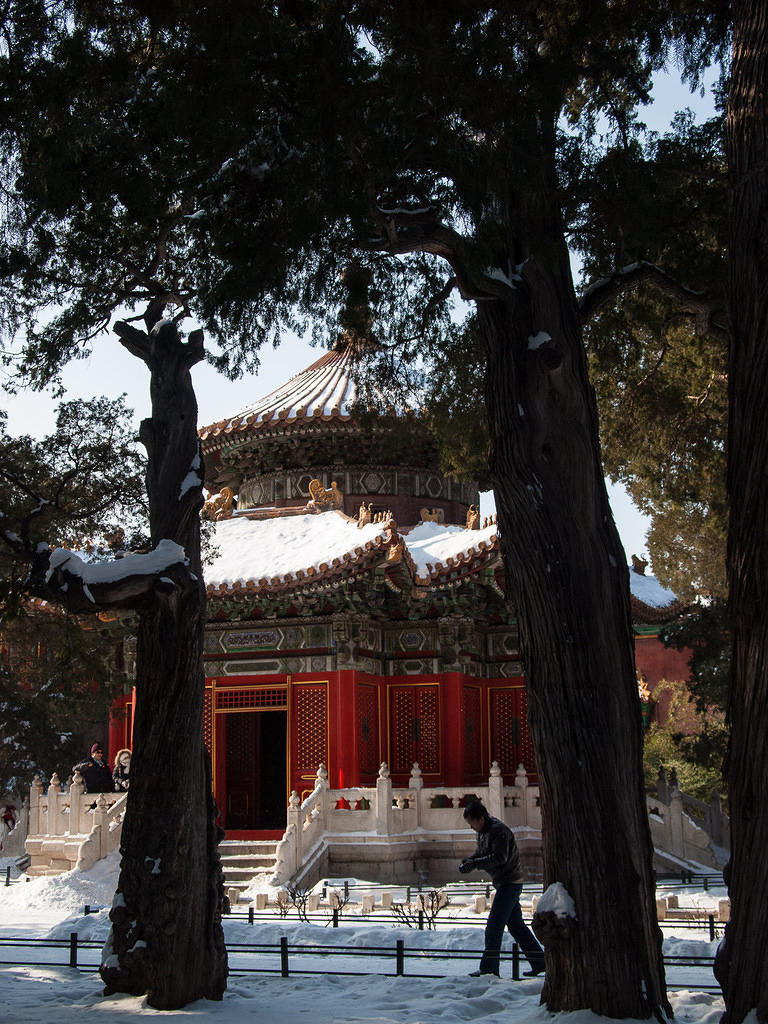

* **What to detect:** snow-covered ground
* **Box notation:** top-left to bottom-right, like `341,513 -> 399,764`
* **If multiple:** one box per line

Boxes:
0,854 -> 725,1024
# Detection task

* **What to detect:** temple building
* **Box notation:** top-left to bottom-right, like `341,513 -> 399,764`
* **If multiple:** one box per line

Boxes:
108,345 -> 690,840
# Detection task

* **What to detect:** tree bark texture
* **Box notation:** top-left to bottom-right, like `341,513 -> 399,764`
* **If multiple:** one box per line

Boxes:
480,206 -> 669,1017
719,5 -> 768,1022
100,322 -> 228,1009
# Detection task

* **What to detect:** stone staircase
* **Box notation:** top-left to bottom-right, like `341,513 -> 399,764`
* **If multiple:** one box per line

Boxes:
219,839 -> 278,899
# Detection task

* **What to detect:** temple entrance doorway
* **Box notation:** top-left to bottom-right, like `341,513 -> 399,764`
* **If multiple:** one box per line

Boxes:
223,709 -> 287,833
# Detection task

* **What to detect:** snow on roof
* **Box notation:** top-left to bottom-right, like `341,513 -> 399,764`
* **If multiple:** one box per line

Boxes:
204,513 -> 390,590
203,514 -> 499,593
629,568 -> 679,609
403,521 -> 498,576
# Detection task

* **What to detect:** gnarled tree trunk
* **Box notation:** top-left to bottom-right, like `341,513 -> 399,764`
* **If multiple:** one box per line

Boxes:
100,321 -> 228,1009
480,199 -> 669,1018
717,5 -> 768,1022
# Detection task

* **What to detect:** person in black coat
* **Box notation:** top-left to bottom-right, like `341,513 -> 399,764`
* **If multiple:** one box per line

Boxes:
73,743 -> 115,794
459,799 -> 545,978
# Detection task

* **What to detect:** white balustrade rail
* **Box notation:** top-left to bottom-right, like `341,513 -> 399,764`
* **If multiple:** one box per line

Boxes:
271,761 -> 542,886
24,770 -> 127,876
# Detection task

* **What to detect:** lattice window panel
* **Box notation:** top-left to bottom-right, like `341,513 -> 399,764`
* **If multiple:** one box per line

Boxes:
490,688 -> 528,775
390,687 -> 416,773
295,685 -> 328,773
462,687 -> 482,777
357,684 -> 379,778
203,689 -> 213,756
518,686 -> 535,774
227,712 -> 255,771
216,688 -> 287,710
418,687 -> 440,772
389,685 -> 440,774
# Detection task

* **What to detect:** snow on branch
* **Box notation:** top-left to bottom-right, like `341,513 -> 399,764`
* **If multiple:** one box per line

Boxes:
19,539 -> 192,615
579,261 -> 728,344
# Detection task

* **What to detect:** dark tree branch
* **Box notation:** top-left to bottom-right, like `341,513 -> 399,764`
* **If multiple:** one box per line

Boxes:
579,261 -> 729,344
357,208 -> 514,302
114,320 -> 152,363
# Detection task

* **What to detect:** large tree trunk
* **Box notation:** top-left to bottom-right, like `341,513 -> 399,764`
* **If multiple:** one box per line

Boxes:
479,206 -> 669,1017
717,5 -> 768,1022
100,322 -> 228,1009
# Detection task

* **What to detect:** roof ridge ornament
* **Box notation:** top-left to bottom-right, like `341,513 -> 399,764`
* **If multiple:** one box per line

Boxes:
306,478 -> 344,512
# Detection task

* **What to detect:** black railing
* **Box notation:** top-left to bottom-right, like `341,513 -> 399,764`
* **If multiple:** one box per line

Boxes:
0,934 -> 721,990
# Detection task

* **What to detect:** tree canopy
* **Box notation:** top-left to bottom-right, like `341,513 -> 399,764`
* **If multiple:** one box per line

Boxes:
0,0 -> 734,1014
0,396 -> 146,794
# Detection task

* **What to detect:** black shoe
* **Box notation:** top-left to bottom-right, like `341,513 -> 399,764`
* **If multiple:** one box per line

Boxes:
523,968 -> 544,977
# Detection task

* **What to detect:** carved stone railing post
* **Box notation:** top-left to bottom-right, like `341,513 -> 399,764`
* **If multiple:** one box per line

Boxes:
287,791 -> 302,873
376,763 -> 393,835
669,777 -> 685,858
409,763 -> 423,827
69,771 -> 85,833
48,774 -> 62,836
93,794 -> 109,859
514,763 -> 529,826
29,775 -> 44,836
315,763 -> 330,828
709,790 -> 725,847
488,761 -> 504,819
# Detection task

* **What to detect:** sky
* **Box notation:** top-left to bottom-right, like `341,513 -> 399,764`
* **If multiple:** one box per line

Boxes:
0,67 -> 721,568
0,850 -> 729,1024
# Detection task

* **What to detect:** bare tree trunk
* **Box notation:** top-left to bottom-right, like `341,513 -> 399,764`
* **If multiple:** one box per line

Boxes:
480,225 -> 669,1017
100,322 -> 228,1009
718,5 -> 768,1022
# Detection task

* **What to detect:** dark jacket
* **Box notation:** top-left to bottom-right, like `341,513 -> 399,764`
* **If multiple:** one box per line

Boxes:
73,756 -> 114,794
468,815 -> 523,887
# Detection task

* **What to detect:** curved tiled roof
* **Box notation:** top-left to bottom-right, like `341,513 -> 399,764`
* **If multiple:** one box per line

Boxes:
204,511 -> 684,624
199,348 -> 357,443
204,513 -> 502,600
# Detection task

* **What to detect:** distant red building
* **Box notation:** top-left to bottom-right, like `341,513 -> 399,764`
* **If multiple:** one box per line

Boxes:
109,347 -> 691,837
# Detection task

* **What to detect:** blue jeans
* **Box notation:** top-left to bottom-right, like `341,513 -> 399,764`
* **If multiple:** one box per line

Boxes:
479,883 -> 545,976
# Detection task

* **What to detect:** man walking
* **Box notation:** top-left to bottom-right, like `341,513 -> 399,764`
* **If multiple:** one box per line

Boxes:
459,799 -> 545,978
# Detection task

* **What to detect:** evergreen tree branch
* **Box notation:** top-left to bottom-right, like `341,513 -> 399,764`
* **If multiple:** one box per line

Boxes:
580,261 -> 729,343
357,208 -> 513,301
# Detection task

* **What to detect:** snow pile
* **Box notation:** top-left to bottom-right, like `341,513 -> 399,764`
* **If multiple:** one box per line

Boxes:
537,882 -> 576,919
0,849 -> 120,915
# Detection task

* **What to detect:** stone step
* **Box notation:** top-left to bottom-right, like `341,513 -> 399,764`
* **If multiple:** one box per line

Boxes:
218,839 -> 278,892
224,869 -> 274,883
219,842 -> 276,856
221,854 -> 275,868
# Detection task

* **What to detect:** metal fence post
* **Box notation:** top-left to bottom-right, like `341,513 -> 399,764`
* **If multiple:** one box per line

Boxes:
248,907 -> 254,925
69,932 -> 78,969
396,939 -> 404,976
709,915 -> 716,941
280,936 -> 289,977
512,942 -> 520,981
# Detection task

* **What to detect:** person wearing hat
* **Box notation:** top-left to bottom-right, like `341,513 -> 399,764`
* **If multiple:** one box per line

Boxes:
112,748 -> 131,791
73,743 -> 115,793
